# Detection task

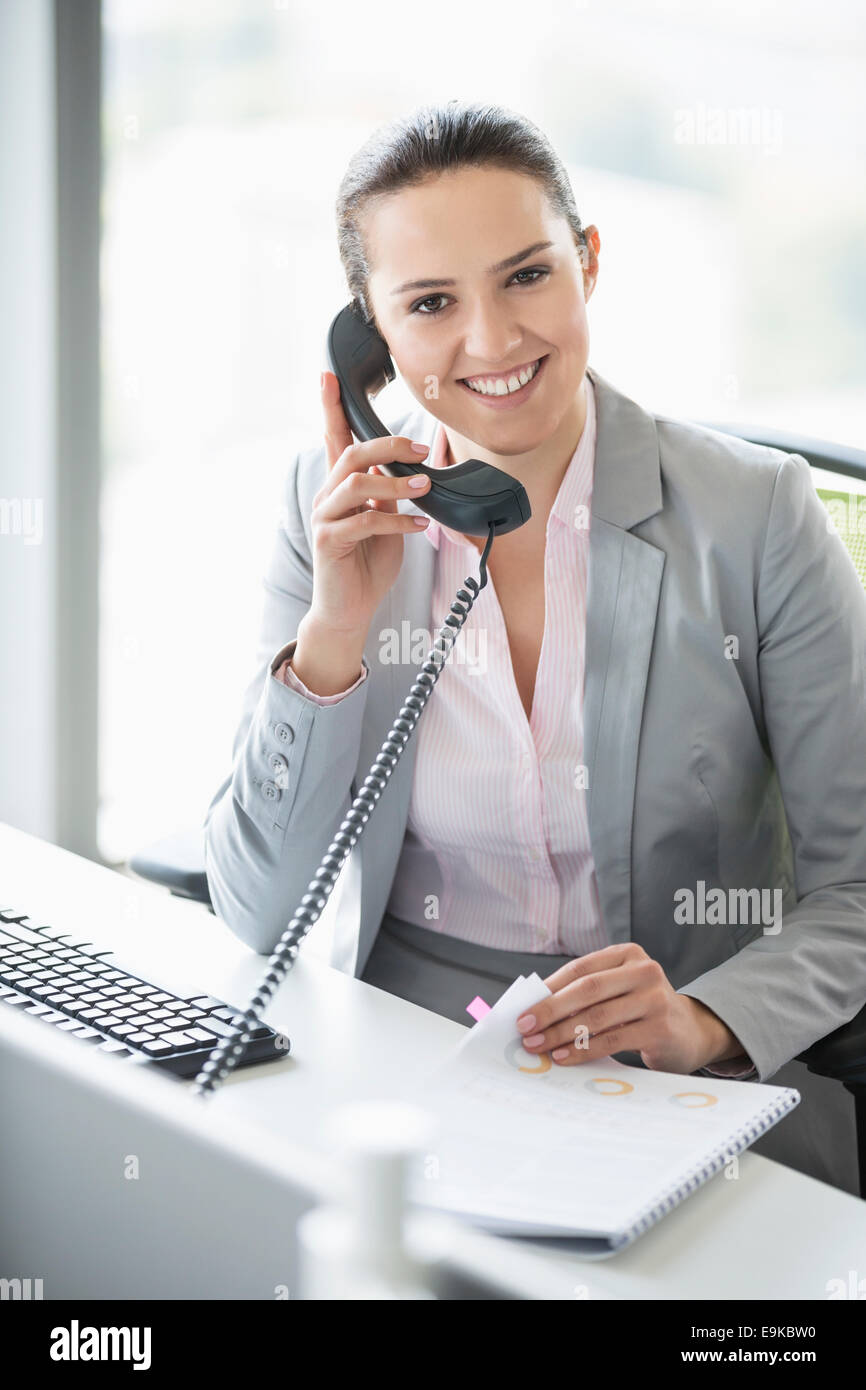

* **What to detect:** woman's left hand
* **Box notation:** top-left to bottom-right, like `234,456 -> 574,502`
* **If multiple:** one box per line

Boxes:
516,942 -> 737,1073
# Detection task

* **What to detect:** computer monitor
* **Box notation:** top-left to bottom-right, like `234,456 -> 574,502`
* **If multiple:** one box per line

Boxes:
0,1006 -> 589,1300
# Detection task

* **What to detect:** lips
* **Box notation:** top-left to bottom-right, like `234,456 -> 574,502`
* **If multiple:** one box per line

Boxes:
457,354 -> 549,405
459,356 -> 543,395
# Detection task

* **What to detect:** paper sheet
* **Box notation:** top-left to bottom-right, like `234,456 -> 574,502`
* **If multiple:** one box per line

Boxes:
407,973 -> 800,1241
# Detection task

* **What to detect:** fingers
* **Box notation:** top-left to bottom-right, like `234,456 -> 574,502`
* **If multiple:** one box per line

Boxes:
547,1017 -> 648,1067
520,977 -> 648,1054
315,451 -> 431,523
322,509 -> 431,548
321,370 -> 354,469
539,943 -> 642,998
522,950 -> 656,1039
517,951 -> 661,1047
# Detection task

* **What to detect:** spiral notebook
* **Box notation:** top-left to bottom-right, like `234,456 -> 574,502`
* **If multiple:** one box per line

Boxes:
408,973 -> 800,1257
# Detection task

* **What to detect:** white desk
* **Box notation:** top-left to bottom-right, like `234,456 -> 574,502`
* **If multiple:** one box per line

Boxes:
2,822 -> 865,1300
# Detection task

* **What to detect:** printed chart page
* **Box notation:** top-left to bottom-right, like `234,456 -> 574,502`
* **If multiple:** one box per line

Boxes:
408,974 -> 800,1250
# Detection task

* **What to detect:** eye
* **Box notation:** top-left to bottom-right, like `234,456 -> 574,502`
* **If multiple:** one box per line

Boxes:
410,294 -> 452,316
509,266 -> 550,286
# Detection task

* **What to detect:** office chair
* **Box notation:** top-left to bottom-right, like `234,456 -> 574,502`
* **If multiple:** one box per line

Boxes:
128,420 -> 866,1196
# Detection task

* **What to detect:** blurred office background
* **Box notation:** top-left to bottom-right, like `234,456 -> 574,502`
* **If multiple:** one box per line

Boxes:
1,0 -> 864,870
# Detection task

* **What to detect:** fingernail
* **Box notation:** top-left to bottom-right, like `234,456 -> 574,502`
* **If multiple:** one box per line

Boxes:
410,441 -> 429,454
413,516 -> 430,527
408,474 -> 429,488
552,1047 -> 571,1060
517,1014 -> 536,1033
523,1033 -> 545,1048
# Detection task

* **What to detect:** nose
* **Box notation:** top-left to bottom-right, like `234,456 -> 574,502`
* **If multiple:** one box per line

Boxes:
461,300 -> 522,369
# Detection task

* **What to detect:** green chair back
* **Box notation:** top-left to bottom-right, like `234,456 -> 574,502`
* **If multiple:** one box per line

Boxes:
816,487 -> 866,589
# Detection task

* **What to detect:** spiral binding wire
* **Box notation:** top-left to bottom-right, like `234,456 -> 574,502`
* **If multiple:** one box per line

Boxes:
612,1090 -> 799,1251
193,520 -> 497,1098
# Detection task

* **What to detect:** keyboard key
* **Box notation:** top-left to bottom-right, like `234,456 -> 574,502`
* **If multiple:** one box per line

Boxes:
198,1016 -> 245,1039
70,1027 -> 102,1041
148,993 -> 173,1005
187,996 -> 226,1011
187,1027 -> 218,1045
124,1031 -> 156,1046
92,1015 -> 122,1030
98,1039 -> 132,1055
111,1024 -> 139,1038
141,1039 -> 173,1055
160,1031 -> 197,1051
2,922 -> 48,945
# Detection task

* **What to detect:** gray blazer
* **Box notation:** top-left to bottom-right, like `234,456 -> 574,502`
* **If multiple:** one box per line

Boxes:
203,364 -> 866,1085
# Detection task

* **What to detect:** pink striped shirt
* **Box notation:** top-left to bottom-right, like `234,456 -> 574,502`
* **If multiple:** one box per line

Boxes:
383,374 -> 601,955
275,376 -> 754,1076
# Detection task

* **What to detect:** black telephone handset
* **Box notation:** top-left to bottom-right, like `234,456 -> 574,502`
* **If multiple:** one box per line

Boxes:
326,301 -> 531,538
193,304 -> 530,1098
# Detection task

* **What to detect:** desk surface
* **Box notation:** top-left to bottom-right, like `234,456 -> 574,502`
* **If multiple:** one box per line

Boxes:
3,822 -> 865,1300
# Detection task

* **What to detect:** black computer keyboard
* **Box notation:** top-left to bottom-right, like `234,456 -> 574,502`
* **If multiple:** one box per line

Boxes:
0,906 -> 290,1078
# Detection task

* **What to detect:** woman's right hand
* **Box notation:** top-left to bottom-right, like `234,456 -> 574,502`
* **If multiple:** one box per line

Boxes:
308,370 -> 433,638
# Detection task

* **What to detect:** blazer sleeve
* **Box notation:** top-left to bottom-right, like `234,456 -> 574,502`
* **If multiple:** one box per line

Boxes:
678,451 -> 866,1082
202,448 -> 371,955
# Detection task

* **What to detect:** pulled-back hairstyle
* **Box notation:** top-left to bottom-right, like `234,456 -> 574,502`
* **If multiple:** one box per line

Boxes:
336,101 -> 588,328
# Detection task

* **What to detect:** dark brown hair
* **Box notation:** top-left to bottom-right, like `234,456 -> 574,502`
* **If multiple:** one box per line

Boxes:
335,101 -> 588,327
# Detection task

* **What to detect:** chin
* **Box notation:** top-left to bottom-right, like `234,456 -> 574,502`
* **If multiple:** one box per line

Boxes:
460,407 -> 561,456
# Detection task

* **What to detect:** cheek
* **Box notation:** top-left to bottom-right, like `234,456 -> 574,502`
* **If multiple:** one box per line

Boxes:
546,299 -> 588,357
391,335 -> 451,395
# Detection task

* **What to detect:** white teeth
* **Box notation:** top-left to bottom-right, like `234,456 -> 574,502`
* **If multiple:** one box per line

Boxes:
464,358 -> 541,396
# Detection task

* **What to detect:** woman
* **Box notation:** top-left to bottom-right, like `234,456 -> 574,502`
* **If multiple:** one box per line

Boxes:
204,102 -> 866,1195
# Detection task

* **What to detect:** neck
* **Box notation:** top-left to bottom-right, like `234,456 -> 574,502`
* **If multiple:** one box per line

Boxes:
442,374 -> 589,552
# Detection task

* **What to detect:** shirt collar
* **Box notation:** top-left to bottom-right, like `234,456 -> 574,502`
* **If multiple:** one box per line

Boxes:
420,371 -> 597,551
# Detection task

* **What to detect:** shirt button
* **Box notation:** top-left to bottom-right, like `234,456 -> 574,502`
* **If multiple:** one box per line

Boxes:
262,780 -> 280,802
530,847 -> 542,862
268,752 -> 289,788
275,722 -> 294,744
521,752 -> 531,771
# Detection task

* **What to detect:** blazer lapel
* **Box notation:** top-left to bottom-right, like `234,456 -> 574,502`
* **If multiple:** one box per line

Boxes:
583,366 -> 665,943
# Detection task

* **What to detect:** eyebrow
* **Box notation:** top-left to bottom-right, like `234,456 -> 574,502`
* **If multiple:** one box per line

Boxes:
390,241 -> 556,295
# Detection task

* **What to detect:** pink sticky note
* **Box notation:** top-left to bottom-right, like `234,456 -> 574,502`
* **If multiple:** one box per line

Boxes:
466,995 -> 492,1022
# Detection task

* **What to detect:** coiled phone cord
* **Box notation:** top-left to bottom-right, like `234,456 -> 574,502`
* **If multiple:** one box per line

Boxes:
193,520 -> 497,1097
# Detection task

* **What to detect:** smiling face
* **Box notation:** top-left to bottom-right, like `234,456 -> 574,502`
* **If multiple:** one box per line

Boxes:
363,164 -> 599,461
